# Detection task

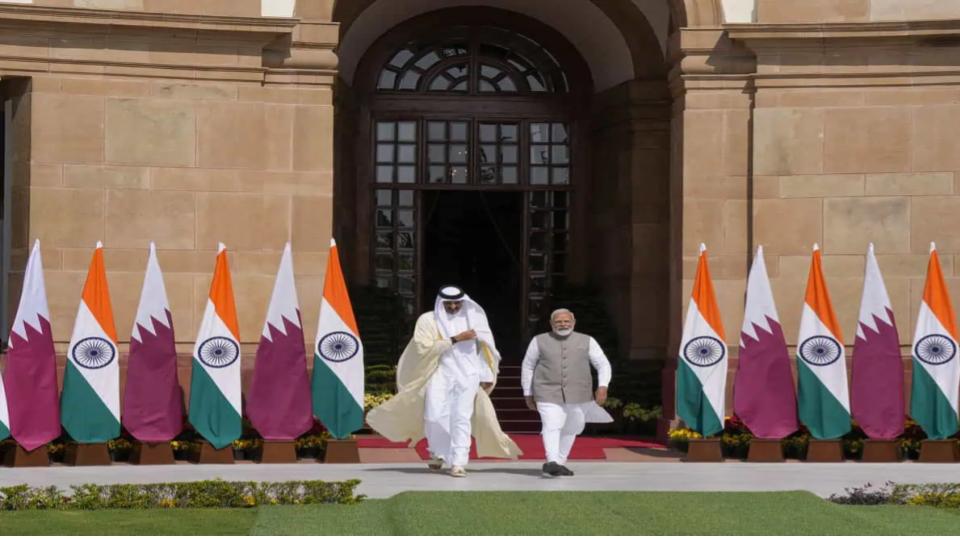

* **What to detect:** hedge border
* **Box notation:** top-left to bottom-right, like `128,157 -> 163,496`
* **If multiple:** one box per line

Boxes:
0,479 -> 363,511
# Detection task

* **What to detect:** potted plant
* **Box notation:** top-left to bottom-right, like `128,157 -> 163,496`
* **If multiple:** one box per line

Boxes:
170,440 -> 198,461
107,438 -> 134,462
295,434 -> 328,460
232,439 -> 253,461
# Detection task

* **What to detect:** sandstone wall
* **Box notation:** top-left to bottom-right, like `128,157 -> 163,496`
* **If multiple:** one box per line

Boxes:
0,5 -> 335,353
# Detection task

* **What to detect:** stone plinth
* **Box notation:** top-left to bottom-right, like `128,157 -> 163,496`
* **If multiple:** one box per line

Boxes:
131,441 -> 175,465
748,439 -> 785,462
684,438 -> 724,462
324,438 -> 360,463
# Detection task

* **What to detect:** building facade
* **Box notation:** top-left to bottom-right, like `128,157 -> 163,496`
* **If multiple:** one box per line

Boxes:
1,0 -> 959,434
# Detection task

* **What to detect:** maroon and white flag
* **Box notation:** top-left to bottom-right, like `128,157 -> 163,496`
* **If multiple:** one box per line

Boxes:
247,243 -> 313,440
122,243 -> 183,442
733,246 -> 799,439
851,243 -> 904,439
3,240 -> 60,450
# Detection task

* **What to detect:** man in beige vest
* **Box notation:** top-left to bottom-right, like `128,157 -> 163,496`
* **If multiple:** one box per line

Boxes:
522,308 -> 612,477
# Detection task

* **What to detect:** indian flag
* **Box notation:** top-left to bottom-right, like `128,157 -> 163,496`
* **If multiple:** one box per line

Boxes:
61,242 -> 120,443
677,243 -> 727,437
796,244 -> 851,440
189,243 -> 242,449
312,239 -> 364,439
910,242 -> 959,440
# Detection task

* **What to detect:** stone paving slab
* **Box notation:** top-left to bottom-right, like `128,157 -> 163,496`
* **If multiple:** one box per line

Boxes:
3,462 -> 960,499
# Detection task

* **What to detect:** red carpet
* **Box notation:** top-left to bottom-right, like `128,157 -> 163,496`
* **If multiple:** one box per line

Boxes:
358,434 -> 665,460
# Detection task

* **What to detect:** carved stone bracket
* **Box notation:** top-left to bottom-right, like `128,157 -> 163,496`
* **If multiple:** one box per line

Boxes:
263,20 -> 339,86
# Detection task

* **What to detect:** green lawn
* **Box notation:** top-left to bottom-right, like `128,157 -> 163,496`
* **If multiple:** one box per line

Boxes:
3,491 -> 960,535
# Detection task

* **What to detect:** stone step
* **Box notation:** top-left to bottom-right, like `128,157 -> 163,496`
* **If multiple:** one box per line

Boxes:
491,386 -> 525,398
490,396 -> 529,409
496,408 -> 541,421
499,419 -> 542,433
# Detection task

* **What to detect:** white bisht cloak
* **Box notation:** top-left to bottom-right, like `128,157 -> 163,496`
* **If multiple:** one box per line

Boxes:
366,312 -> 522,459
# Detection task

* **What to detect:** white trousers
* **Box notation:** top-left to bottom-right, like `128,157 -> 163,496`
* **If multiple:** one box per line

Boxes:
537,401 -> 587,465
424,368 -> 479,467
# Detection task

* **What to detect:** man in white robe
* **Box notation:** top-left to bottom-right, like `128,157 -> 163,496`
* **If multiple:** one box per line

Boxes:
424,286 -> 497,476
367,286 -> 520,477
522,308 -> 612,477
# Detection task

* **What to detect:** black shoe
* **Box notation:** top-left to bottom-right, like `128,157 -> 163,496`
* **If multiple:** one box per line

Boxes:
541,461 -> 563,477
558,465 -> 574,476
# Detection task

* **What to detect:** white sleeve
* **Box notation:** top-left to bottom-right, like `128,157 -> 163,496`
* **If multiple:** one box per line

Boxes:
588,337 -> 612,388
520,339 -> 540,397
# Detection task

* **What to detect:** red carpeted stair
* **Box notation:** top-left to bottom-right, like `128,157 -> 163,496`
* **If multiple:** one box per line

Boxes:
491,364 -> 541,433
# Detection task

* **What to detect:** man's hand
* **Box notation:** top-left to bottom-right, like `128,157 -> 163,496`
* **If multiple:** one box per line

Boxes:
453,329 -> 477,342
525,396 -> 537,410
595,386 -> 608,406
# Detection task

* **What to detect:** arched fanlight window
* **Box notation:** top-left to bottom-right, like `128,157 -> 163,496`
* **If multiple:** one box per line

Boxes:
376,26 -> 568,94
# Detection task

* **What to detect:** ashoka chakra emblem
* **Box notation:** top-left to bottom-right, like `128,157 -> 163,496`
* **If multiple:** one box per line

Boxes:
682,336 -> 726,367
319,332 -> 359,363
915,334 -> 956,366
198,336 -> 239,368
71,337 -> 116,370
799,335 -> 842,367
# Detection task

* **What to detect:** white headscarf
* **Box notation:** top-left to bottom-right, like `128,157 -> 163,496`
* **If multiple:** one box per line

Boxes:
433,286 -> 501,364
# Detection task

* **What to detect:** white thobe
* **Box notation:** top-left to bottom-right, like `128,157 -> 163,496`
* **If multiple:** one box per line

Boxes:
424,312 -> 493,467
521,336 -> 612,465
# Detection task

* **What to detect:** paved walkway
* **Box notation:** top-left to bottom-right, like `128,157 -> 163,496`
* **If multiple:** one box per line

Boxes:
4,461 -> 960,499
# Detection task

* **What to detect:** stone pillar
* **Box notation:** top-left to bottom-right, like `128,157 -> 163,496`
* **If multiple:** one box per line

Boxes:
659,27 -> 755,438
589,80 -> 671,363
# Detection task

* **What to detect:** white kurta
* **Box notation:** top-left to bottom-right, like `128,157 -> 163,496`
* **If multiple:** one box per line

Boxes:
424,308 -> 494,467
521,334 -> 613,464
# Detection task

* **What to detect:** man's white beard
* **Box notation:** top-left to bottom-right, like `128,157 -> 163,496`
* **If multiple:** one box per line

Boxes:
554,328 -> 573,337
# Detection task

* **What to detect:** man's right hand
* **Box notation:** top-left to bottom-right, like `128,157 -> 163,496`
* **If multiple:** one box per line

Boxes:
453,329 -> 477,342
525,396 -> 536,410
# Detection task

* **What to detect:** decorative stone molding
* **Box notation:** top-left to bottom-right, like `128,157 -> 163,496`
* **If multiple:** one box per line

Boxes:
726,18 -> 960,44
674,28 -> 756,76
0,3 -> 340,86
263,20 -> 338,79
727,19 -> 960,87
670,0 -> 724,28
0,3 -> 296,38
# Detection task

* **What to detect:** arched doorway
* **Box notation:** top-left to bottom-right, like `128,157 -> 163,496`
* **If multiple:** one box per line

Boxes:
338,8 -> 593,360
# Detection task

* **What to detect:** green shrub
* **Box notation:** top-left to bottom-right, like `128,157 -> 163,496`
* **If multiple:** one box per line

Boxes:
0,479 -> 363,511
890,484 -> 960,508
828,482 -> 895,505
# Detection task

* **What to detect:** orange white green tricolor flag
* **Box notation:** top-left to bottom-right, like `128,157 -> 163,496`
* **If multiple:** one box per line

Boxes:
61,242 -> 121,443
796,244 -> 851,440
189,243 -> 242,449
677,244 -> 727,436
910,243 -> 959,440
312,239 -> 364,439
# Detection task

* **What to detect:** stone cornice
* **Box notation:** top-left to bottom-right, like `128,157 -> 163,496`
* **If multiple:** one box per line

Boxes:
670,27 -> 756,79
0,5 -> 341,86
726,19 -> 960,47
0,3 -> 297,42
264,20 -> 339,73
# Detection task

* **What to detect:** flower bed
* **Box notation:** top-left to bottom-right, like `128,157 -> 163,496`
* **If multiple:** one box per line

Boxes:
668,416 -> 931,460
